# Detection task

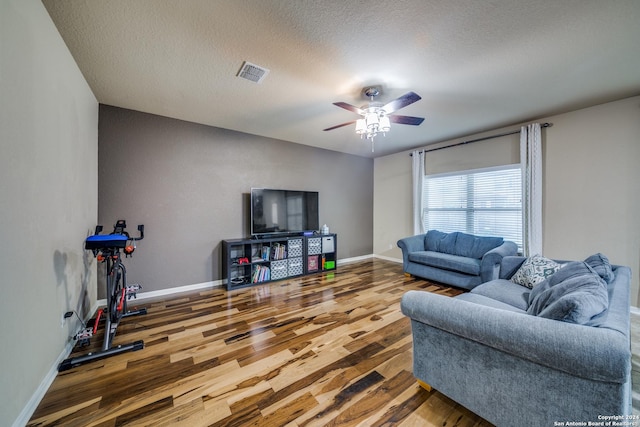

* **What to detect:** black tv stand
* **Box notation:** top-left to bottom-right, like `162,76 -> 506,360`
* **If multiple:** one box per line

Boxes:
223,233 -> 337,290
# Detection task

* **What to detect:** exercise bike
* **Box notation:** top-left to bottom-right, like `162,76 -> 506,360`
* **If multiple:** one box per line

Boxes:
58,220 -> 147,371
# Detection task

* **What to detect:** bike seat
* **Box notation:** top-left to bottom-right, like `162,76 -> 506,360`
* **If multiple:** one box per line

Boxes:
85,234 -> 128,250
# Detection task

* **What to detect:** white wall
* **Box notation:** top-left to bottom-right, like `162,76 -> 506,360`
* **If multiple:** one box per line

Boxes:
0,1 -> 98,425
374,96 -> 640,306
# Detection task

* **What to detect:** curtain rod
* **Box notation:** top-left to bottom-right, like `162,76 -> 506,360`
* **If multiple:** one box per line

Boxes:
410,122 -> 553,156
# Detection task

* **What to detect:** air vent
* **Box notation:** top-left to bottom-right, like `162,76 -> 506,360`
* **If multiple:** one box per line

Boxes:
237,61 -> 270,84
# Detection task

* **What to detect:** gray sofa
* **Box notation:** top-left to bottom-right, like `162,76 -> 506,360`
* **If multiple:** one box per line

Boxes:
401,254 -> 632,427
397,230 -> 518,290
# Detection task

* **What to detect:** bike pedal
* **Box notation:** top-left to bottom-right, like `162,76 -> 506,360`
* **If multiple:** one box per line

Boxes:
126,284 -> 142,299
75,328 -> 93,341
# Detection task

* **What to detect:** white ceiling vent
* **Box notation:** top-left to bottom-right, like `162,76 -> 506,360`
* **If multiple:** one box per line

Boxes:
237,61 -> 270,84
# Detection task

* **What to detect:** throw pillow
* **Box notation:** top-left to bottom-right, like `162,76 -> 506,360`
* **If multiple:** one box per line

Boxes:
584,253 -> 615,283
527,261 -> 608,324
424,230 -> 448,252
510,254 -> 562,289
454,232 -> 504,259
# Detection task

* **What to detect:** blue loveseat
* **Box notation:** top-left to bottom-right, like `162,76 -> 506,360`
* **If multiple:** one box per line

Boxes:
397,230 -> 518,290
401,254 -> 632,427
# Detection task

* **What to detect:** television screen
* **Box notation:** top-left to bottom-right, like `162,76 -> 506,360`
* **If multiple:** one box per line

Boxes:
251,188 -> 319,236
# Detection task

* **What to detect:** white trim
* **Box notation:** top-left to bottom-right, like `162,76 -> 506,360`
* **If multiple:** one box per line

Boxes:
96,280 -> 223,306
337,254 -> 373,265
374,254 -> 403,263
631,306 -> 640,315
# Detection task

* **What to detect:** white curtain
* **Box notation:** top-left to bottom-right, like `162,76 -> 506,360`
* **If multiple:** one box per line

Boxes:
412,150 -> 426,235
520,123 -> 542,256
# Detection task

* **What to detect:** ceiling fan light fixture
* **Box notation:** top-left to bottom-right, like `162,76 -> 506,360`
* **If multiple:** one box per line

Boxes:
324,88 -> 424,152
379,115 -> 391,132
365,111 -> 379,130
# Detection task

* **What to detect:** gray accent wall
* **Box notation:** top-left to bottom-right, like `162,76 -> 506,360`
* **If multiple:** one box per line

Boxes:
1,1 -> 98,426
98,105 -> 373,294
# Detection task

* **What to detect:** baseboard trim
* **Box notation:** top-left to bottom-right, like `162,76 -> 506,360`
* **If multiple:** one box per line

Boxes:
337,254 -> 373,264
373,254 -> 402,263
96,279 -> 224,306
339,254 -> 403,264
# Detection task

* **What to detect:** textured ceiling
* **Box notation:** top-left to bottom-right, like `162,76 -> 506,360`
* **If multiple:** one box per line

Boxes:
43,0 -> 640,158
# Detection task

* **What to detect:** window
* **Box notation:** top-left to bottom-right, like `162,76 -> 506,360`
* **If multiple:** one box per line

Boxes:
422,165 -> 522,250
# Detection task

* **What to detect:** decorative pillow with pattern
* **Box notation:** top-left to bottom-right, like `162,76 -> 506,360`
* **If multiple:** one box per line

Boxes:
510,254 -> 562,289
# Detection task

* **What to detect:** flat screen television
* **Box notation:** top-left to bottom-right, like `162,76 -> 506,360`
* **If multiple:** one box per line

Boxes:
251,188 -> 319,237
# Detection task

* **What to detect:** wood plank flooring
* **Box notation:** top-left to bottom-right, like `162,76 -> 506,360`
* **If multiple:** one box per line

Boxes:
28,259 -> 493,426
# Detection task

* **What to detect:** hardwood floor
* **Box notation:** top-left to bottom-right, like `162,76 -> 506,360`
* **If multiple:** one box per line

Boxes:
28,259 -> 493,426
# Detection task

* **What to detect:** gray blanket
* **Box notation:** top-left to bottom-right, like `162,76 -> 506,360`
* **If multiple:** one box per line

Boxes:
527,261 -> 608,324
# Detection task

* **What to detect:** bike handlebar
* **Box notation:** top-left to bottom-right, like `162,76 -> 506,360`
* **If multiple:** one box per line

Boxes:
93,220 -> 144,240
133,224 -> 144,241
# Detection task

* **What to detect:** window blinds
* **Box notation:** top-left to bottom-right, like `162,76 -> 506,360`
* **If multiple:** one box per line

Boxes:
423,165 -> 522,250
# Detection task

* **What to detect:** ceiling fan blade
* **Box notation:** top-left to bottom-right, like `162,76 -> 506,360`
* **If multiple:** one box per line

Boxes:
323,120 -> 356,131
333,102 -> 364,115
382,92 -> 422,114
389,115 -> 425,126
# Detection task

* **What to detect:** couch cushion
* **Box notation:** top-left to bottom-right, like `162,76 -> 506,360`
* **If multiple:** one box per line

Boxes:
425,230 -> 503,259
584,253 -> 615,284
438,232 -> 459,254
424,230 -> 448,252
471,279 -> 530,311
510,254 -> 562,289
408,251 -> 481,276
527,261 -> 608,324
452,232 -> 504,259
455,293 -> 527,314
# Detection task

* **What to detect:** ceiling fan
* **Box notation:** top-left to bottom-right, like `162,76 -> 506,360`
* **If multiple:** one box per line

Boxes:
323,86 -> 425,151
